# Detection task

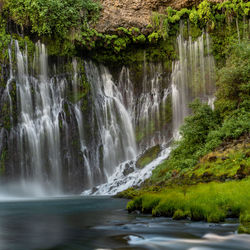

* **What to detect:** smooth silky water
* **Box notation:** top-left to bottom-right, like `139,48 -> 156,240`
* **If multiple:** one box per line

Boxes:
0,196 -> 249,250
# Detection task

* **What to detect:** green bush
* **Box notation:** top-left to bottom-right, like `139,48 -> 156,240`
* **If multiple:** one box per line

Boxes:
151,41 -> 250,184
4,0 -> 101,37
215,41 -> 250,117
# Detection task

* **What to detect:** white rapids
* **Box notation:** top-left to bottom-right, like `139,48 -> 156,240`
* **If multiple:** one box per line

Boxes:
82,147 -> 171,195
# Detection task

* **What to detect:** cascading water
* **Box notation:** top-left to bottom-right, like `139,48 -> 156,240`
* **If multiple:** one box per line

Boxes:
13,41 -> 65,194
88,26 -> 216,195
83,60 -> 173,195
117,59 -> 172,151
0,25 -> 216,196
84,61 -> 137,178
0,42 -> 139,196
171,24 -> 215,138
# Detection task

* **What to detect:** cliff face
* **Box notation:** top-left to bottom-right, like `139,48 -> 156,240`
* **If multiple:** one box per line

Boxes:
95,0 -> 223,32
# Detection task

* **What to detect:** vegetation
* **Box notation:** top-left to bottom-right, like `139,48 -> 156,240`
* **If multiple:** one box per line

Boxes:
126,178 -> 250,232
0,0 -> 248,63
125,41 -> 250,233
0,0 -> 249,230
150,41 -> 250,185
136,145 -> 161,169
4,0 -> 101,37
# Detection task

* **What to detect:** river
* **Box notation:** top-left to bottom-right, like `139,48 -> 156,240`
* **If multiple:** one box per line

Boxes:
0,196 -> 249,250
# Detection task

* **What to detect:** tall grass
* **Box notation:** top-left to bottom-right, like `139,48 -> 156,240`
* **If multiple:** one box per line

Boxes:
127,178 -> 250,224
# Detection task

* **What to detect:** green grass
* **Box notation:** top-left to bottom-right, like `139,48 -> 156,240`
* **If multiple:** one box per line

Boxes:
127,178 -> 250,232
150,134 -> 250,186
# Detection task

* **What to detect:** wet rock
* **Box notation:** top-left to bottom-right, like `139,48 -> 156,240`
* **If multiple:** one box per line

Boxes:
219,174 -> 228,181
136,145 -> 161,169
91,186 -> 98,193
221,156 -> 228,161
202,171 -> 213,182
123,163 -> 134,176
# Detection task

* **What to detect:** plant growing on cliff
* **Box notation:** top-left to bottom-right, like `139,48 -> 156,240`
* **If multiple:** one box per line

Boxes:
151,41 -> 250,183
4,0 -> 101,37
215,41 -> 250,116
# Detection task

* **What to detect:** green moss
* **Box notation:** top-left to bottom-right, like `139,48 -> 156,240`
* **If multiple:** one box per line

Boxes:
136,145 -> 161,169
126,178 -> 250,230
148,32 -> 160,43
133,34 -> 146,43
239,212 -> 250,233
0,150 -> 6,175
238,223 -> 250,234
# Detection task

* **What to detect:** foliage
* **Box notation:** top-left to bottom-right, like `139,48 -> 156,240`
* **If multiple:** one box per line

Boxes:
136,145 -> 161,169
197,0 -> 214,28
160,100 -> 219,172
4,0 -> 101,37
215,41 -> 250,117
127,178 -> 250,229
151,42 -> 250,184
0,12 -> 11,62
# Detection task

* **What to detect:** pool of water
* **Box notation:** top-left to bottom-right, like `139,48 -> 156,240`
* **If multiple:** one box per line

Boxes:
0,196 -> 249,250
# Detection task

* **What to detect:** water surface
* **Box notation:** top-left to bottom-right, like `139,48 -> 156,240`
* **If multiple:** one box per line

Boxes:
0,196 -> 249,250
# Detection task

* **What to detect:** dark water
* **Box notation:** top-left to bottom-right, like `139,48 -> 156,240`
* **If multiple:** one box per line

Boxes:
0,196 -> 249,250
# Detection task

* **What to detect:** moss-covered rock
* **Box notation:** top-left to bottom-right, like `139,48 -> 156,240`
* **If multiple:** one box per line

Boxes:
136,145 -> 161,169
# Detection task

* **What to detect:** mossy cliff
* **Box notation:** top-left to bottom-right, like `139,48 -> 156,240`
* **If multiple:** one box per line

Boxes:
0,0 -> 249,65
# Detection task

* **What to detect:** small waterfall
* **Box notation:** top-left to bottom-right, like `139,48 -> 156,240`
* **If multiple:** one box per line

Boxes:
117,59 -> 172,152
83,147 -> 171,195
5,42 -> 14,116
15,41 -> 65,194
84,61 -> 137,178
72,58 -> 93,187
82,60 -> 173,195
171,25 -> 215,137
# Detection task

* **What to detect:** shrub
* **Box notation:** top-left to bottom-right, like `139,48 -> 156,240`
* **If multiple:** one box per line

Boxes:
4,0 -> 101,37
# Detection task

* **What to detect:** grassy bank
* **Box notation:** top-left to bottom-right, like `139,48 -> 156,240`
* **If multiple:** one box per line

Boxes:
126,178 -> 250,232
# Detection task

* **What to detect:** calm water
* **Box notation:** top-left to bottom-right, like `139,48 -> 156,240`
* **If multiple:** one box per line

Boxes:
0,196 -> 249,250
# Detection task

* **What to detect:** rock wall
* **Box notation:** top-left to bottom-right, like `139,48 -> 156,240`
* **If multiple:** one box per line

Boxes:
95,0 -> 224,32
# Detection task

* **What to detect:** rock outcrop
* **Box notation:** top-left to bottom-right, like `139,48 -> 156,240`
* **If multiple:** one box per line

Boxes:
95,0 -> 223,32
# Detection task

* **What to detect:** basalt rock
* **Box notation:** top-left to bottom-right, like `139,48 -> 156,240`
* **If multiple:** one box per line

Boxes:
95,0 -> 224,33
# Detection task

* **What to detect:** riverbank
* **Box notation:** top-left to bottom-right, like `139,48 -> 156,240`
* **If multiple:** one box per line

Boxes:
123,178 -> 250,233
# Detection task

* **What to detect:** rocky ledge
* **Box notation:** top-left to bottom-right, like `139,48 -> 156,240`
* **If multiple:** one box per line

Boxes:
95,0 -> 223,32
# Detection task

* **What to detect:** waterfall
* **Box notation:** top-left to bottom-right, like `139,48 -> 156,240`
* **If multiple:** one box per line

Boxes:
117,59 -> 172,152
84,61 -> 137,178
15,41 -> 65,194
171,25 -> 215,138
1,41 -> 140,196
82,60 -> 173,195
0,27 -> 216,196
